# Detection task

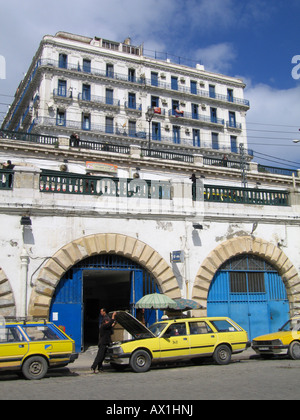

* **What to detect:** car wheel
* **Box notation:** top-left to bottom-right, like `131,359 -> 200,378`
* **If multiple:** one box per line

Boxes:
288,341 -> 300,360
22,356 -> 48,380
213,344 -> 232,365
129,350 -> 151,373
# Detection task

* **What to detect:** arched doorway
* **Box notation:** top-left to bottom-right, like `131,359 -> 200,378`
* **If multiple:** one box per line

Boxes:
207,254 -> 290,339
29,233 -> 180,350
50,254 -> 161,351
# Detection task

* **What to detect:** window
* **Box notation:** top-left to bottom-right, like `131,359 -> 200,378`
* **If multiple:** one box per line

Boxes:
212,132 -> 219,150
189,321 -> 212,335
129,120 -> 136,137
193,129 -> 200,147
82,114 -> 91,131
151,96 -> 159,108
229,111 -> 236,128
128,92 -> 136,109
172,99 -> 179,116
83,59 -> 91,73
230,136 -> 237,153
190,80 -> 197,94
151,72 -> 158,87
58,80 -> 66,97
82,84 -> 91,101
149,323 -> 168,337
128,68 -> 135,82
106,64 -> 114,78
173,126 -> 180,144
171,76 -> 178,91
165,323 -> 187,336
210,107 -> 217,123
103,40 -> 119,51
106,88 -> 113,105
230,272 -> 247,293
152,122 -> 161,141
58,53 -> 67,69
209,84 -> 216,98
230,272 -> 265,294
56,109 -> 66,126
227,88 -> 234,102
0,327 -> 25,343
22,326 -> 61,341
192,104 -> 199,120
105,117 -> 114,134
210,320 -> 239,332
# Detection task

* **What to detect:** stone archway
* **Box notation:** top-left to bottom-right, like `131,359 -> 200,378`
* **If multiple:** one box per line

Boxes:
192,236 -> 300,315
29,233 -> 180,318
0,268 -> 16,318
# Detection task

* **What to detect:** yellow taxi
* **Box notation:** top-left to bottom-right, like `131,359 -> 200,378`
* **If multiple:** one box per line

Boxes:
252,315 -> 300,359
106,312 -> 249,372
0,320 -> 78,379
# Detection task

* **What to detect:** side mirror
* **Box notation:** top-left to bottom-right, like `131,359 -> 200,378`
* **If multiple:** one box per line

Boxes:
163,333 -> 171,339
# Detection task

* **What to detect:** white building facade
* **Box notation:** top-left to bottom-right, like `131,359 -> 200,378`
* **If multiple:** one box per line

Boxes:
1,32 -> 300,351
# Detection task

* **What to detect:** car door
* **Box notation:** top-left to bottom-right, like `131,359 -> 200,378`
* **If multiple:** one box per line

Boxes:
0,326 -> 29,369
188,321 -> 219,357
159,322 -> 190,360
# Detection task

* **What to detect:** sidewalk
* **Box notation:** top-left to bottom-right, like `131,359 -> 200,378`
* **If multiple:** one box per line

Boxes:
69,347 -> 258,374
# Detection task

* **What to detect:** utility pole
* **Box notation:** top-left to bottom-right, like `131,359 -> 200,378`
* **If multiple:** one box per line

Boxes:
240,143 -> 248,188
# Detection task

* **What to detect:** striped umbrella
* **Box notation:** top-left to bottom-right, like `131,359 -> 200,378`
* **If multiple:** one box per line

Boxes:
135,293 -> 177,310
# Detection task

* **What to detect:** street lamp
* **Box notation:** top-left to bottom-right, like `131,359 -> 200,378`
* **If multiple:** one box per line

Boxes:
145,107 -> 155,150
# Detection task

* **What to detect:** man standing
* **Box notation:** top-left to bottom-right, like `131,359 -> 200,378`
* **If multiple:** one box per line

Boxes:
91,310 -> 117,373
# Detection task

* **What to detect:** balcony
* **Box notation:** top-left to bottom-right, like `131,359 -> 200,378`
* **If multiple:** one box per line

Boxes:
168,109 -> 225,126
38,58 -> 249,107
78,93 -> 120,109
53,88 -> 73,100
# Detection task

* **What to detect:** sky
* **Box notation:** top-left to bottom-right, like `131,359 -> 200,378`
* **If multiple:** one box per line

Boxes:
0,0 -> 300,169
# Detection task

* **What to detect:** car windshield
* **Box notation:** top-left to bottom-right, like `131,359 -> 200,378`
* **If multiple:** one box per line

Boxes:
148,322 -> 168,337
279,319 -> 300,332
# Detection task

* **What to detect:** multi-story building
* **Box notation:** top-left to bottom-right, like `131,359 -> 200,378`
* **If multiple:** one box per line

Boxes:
2,31 -> 250,160
1,32 -> 299,352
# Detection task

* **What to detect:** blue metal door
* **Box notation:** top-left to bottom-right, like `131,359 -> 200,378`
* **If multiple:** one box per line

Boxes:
50,254 -> 162,351
207,256 -> 290,340
130,270 -> 144,317
50,268 -> 83,352
130,270 -> 162,326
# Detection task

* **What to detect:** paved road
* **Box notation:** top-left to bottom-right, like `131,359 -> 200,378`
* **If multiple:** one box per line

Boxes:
0,355 -> 300,401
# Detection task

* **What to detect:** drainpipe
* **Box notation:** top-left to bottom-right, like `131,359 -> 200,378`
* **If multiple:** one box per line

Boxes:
183,221 -> 192,299
184,248 -> 190,299
20,248 -> 29,318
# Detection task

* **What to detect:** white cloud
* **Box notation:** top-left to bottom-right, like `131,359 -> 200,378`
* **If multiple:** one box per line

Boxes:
195,43 -> 237,74
245,83 -> 300,167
